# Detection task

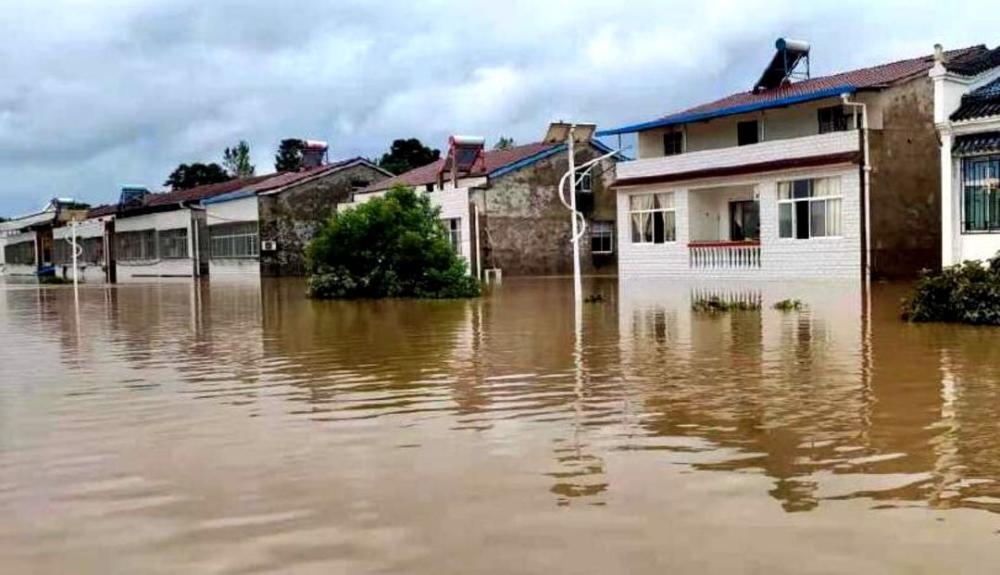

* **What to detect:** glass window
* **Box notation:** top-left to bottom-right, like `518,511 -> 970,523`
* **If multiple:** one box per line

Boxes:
962,155 -> 1000,233
777,177 -> 843,239
116,230 -> 157,261
663,132 -> 683,156
3,240 -> 35,265
737,120 -> 759,146
629,192 -> 676,244
818,106 -> 849,134
209,222 -> 259,259
157,228 -> 189,259
575,169 -> 592,194
445,218 -> 461,252
590,221 -> 614,254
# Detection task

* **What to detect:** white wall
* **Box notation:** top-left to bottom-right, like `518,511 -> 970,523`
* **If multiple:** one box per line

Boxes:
115,209 -> 195,281
617,165 -> 861,280
52,217 -> 110,283
206,195 -> 261,278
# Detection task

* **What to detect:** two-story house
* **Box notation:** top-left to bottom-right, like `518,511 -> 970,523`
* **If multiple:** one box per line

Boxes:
600,39 -> 997,281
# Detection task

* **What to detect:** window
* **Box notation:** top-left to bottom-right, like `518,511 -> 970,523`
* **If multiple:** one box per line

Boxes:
962,155 -> 1000,232
53,236 -> 103,265
575,168 -> 592,194
663,132 -> 683,156
210,222 -> 259,259
778,177 -> 843,239
591,221 -> 614,254
737,120 -> 760,146
818,106 -> 850,134
445,218 -> 461,252
116,230 -> 157,262
158,228 -> 189,259
629,193 -> 676,244
4,240 -> 35,265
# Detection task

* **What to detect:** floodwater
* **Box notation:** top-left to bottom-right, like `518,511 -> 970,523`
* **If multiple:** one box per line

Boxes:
2,277 -> 1000,574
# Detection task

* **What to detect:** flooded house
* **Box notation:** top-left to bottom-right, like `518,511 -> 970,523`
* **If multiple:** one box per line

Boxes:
932,44 -> 1000,265
600,39 -> 1000,281
51,205 -> 117,283
0,199 -> 90,277
347,136 -> 620,277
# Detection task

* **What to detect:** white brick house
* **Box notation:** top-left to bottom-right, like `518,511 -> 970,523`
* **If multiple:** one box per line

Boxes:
601,39 -> 997,281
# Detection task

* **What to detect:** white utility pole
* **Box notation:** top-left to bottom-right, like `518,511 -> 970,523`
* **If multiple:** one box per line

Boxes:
566,126 -> 582,304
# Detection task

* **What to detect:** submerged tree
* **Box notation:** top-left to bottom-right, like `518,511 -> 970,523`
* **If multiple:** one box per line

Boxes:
223,140 -> 255,178
164,162 -> 231,190
274,138 -> 305,172
305,185 -> 480,299
378,138 -> 441,175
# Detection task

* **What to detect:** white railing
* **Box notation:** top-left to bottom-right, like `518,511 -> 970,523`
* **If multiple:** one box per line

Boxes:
689,241 -> 761,270
618,131 -> 860,182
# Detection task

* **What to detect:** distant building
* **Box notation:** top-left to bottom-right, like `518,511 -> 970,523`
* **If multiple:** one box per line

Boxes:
0,199 -> 90,277
347,137 -> 621,277
932,45 -> 1000,266
600,39 -> 1000,280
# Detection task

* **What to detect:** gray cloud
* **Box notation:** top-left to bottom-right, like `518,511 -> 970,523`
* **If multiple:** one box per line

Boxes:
0,0 -> 995,214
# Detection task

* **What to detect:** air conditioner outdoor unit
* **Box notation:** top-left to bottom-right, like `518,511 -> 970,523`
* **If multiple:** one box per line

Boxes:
261,241 -> 277,252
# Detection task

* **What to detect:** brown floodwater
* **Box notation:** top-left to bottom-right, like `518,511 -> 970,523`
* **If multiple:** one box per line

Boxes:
2,276 -> 1000,573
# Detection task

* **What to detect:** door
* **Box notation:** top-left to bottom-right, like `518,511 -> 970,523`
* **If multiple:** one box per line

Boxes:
729,201 -> 760,241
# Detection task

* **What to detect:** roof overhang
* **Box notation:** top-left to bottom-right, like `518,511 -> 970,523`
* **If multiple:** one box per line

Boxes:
614,151 -> 862,188
597,85 -> 857,136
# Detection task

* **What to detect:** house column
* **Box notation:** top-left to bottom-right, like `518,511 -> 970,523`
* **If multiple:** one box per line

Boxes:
940,131 -> 955,267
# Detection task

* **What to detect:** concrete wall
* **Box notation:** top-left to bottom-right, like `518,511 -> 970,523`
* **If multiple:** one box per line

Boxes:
482,144 -> 618,276
206,195 -> 260,278
867,76 -> 942,277
616,164 -> 861,280
259,164 -> 390,276
115,209 -> 195,281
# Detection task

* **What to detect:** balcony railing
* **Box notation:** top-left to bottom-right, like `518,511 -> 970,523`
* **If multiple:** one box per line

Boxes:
618,131 -> 861,183
689,240 -> 761,270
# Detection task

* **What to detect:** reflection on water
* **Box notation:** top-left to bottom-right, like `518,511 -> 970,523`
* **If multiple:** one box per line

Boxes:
3,277 -> 1000,572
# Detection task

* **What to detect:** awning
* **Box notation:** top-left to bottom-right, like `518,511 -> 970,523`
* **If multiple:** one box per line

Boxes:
954,131 -> 1000,156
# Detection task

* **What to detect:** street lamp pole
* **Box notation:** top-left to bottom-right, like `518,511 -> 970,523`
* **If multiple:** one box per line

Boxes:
566,126 -> 582,305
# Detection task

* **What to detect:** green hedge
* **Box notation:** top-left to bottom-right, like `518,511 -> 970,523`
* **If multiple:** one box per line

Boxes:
305,185 -> 480,299
902,254 -> 1000,325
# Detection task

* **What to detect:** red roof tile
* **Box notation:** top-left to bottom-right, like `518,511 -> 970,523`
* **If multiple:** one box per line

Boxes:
661,45 -> 988,123
361,142 -> 560,193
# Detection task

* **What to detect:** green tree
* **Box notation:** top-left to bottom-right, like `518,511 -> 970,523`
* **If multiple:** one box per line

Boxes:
493,136 -> 515,150
378,138 -> 441,175
274,138 -> 304,172
164,162 -> 231,191
305,185 -> 480,299
223,140 -> 255,178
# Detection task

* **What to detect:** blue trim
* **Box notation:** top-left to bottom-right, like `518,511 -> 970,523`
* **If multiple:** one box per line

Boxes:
202,188 -> 256,205
596,85 -> 857,136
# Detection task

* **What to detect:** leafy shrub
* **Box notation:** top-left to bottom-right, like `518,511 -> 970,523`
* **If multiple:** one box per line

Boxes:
692,296 -> 761,313
305,185 -> 480,299
773,299 -> 805,312
902,253 -> 1000,325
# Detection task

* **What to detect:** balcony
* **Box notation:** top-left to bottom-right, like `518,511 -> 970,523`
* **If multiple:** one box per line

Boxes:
617,131 -> 861,185
689,240 -> 761,270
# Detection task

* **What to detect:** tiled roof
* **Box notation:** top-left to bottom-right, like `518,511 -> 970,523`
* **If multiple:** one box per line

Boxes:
86,204 -> 118,218
600,46 -> 988,135
951,76 -> 1000,122
946,46 -> 1000,76
142,175 -> 272,209
953,131 -> 1000,155
360,142 -> 561,193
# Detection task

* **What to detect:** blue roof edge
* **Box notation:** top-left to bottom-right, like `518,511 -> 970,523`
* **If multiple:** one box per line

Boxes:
596,85 -> 858,136
489,140 -> 622,180
202,188 -> 257,205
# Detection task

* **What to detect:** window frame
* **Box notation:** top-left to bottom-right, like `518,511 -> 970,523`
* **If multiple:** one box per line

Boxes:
817,106 -> 850,134
590,220 -> 614,255
737,120 -> 760,146
157,228 -> 189,260
115,229 -> 158,262
629,192 -> 677,245
663,131 -> 683,156
444,218 -> 462,253
575,168 -> 593,194
777,177 -> 844,240
209,221 -> 260,259
961,154 -> 1000,234
3,240 -> 35,265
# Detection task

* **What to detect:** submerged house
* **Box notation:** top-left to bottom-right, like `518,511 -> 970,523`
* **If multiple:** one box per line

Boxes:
0,199 -> 90,277
347,136 -> 620,277
51,205 -> 117,283
932,45 -> 1000,265
600,39 -> 999,281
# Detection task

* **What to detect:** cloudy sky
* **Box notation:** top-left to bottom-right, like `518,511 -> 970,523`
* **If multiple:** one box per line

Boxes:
0,0 -> 996,215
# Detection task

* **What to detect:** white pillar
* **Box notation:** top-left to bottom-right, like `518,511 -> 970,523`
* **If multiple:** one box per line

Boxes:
940,131 -> 955,267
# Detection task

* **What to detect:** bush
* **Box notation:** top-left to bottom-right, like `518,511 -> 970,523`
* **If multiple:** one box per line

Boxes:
305,185 -> 481,299
692,296 -> 761,313
902,253 -> 1000,325
773,299 -> 805,312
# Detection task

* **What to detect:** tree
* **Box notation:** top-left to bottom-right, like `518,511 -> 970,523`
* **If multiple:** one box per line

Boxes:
305,185 -> 480,299
223,140 -> 255,178
274,138 -> 304,172
378,138 -> 441,175
493,136 -> 515,150
164,163 -> 231,191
